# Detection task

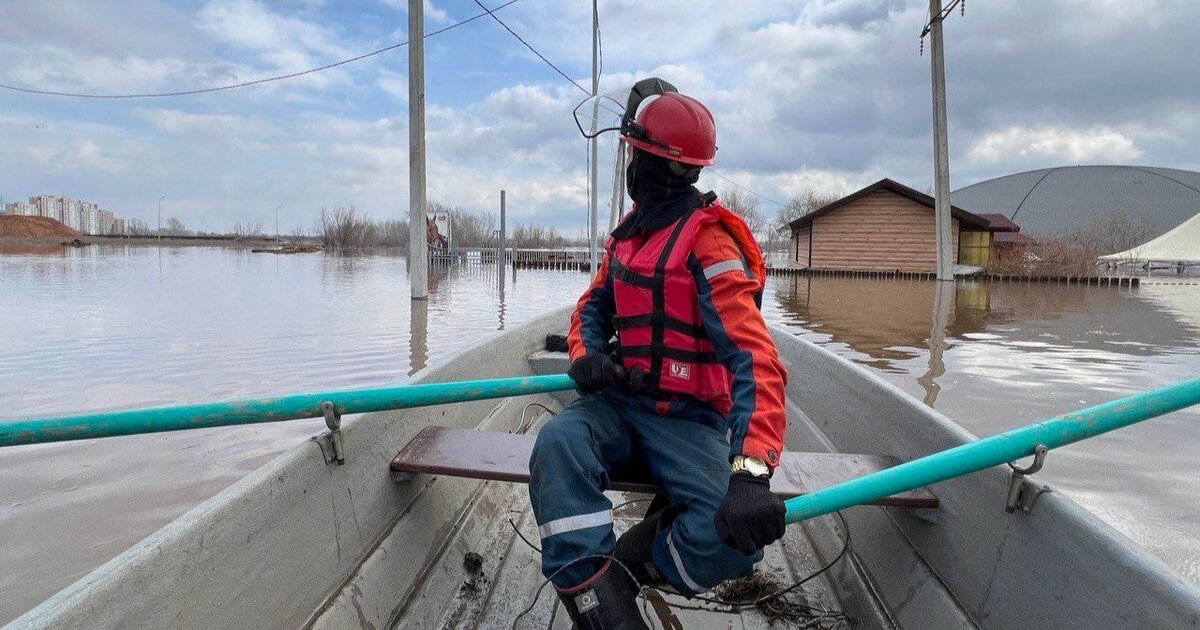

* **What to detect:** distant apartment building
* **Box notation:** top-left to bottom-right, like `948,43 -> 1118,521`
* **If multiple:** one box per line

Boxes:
3,194 -> 126,235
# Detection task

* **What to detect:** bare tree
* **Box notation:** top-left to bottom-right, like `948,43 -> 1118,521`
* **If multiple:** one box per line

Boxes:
232,221 -> 264,238
314,207 -> 375,249
776,189 -> 840,226
721,188 -> 765,237
435,201 -> 498,248
377,219 -> 408,247
1070,210 -> 1154,256
165,217 -> 188,236
127,219 -> 151,235
512,223 -> 573,248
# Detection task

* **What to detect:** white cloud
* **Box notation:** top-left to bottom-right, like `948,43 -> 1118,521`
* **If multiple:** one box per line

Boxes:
134,109 -> 274,137
966,126 -> 1143,165
2,0 -> 1200,233
194,0 -> 357,90
9,47 -> 193,94
22,138 -> 132,174
376,68 -> 408,101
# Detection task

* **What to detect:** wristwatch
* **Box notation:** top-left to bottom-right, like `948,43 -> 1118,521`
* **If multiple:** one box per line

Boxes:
731,455 -> 770,478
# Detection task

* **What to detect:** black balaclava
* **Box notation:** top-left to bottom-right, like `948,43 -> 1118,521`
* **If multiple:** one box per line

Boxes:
611,149 -> 702,240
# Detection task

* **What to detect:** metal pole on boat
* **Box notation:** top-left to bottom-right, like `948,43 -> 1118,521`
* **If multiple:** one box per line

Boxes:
0,374 -> 576,448
408,0 -> 429,299
587,0 -> 600,275
783,376 -> 1200,524
928,0 -> 954,281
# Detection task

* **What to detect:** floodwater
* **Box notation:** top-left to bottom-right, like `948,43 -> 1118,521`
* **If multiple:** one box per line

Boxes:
1,245 -> 1198,623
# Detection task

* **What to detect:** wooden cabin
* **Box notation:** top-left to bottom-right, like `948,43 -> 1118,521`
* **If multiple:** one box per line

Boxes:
786,179 -> 1012,272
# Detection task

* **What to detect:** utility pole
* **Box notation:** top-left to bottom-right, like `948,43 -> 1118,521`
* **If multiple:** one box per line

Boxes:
408,0 -> 428,299
928,0 -> 954,281
158,196 -> 165,241
587,0 -> 599,275
499,190 -> 507,268
275,204 -> 282,240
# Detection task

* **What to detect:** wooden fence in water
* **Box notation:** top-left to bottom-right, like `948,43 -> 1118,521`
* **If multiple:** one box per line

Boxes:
764,266 -> 1141,287
429,247 -> 1151,287
431,247 -> 592,271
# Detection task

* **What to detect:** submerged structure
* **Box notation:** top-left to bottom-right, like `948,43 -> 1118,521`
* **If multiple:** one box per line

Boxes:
785,179 -> 1012,272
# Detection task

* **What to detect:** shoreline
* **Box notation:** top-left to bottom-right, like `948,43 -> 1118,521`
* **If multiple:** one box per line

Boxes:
1,235 -> 290,249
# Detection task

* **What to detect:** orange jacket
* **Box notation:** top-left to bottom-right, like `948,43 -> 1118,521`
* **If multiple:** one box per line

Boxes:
568,205 -> 788,469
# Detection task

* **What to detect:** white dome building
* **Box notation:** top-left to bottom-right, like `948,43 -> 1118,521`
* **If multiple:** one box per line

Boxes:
951,165 -> 1200,239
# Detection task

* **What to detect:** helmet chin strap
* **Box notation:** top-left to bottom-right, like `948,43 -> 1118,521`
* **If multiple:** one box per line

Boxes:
669,160 -> 701,179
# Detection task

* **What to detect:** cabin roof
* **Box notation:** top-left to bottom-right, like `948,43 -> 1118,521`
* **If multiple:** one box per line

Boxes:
977,213 -> 1022,232
787,178 -> 994,231
994,230 -> 1038,245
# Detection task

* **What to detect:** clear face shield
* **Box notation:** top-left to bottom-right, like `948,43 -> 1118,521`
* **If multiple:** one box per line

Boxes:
572,78 -> 679,230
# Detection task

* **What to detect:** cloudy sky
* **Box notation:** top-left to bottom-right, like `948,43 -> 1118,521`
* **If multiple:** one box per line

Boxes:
1,0 -> 1198,233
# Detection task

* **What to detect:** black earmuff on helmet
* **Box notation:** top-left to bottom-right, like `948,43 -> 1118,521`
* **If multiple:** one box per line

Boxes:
620,77 -> 678,148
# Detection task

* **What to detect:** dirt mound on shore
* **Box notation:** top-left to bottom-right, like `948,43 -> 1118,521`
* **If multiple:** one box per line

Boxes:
0,215 -> 79,237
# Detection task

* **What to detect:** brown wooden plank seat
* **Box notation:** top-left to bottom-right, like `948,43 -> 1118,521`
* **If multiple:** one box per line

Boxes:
390,426 -> 938,509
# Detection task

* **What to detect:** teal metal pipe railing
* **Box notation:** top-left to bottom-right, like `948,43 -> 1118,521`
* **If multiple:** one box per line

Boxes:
785,376 -> 1200,523
0,374 -> 576,448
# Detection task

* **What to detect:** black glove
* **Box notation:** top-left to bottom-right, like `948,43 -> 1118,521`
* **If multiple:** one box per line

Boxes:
568,354 -> 618,393
713,473 -> 786,555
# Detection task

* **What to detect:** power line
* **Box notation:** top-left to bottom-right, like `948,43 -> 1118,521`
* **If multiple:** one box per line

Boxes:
707,169 -> 788,207
0,0 -> 524,99
472,0 -> 590,95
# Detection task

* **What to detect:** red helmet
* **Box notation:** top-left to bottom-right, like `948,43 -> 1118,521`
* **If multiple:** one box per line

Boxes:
623,91 -> 717,166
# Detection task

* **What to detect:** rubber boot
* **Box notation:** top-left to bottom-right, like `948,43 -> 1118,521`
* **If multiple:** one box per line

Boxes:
556,561 -> 649,630
614,507 -> 675,586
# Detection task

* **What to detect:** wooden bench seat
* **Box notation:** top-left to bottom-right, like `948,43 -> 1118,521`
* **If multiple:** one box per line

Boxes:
390,426 -> 938,509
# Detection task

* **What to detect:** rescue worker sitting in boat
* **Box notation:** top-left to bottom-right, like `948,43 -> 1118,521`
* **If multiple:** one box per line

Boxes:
529,78 -> 789,628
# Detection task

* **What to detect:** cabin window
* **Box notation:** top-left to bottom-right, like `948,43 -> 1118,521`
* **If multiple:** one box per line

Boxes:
958,230 -> 991,267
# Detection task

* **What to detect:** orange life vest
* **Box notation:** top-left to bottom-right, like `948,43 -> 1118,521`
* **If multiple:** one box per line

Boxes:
607,200 -> 766,410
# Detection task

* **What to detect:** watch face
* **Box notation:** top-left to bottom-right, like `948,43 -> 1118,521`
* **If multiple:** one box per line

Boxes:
746,459 -> 769,476
734,456 -> 769,476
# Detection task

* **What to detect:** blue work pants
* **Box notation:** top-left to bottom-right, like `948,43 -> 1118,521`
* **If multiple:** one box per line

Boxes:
527,390 -> 761,596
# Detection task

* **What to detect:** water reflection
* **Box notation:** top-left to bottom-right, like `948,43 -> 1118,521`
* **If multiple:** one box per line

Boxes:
772,276 -> 989,373
409,297 -> 428,375
2,246 -> 1199,620
497,263 -> 507,331
771,276 -> 1200,378
766,274 -> 1200,583
918,281 -> 954,406
0,246 -> 593,623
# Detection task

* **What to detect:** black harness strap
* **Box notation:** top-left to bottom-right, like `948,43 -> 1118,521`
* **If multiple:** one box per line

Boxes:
612,313 -> 708,338
608,256 -> 657,289
647,210 -> 698,390
618,345 -> 718,364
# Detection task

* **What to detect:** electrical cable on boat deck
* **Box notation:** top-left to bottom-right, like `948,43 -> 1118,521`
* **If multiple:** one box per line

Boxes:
517,402 -> 558,434
508,510 -> 851,627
